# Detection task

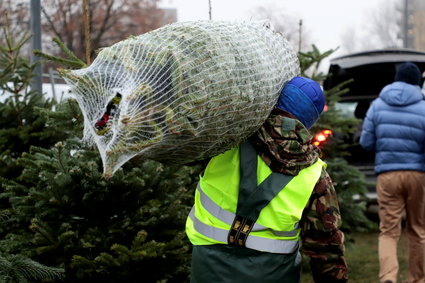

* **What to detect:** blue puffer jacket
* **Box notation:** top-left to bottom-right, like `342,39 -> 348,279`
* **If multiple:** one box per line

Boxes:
360,81 -> 425,174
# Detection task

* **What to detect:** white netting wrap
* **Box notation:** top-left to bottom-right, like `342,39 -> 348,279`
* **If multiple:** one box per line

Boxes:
62,20 -> 300,177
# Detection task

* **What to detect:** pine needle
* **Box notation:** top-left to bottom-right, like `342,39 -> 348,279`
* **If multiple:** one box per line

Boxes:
33,49 -> 86,69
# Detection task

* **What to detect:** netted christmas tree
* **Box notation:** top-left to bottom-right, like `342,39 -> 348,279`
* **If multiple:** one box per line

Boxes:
60,20 -> 300,177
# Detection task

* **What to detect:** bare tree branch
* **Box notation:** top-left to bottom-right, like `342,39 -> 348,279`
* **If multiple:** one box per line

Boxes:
35,0 -> 171,62
83,0 -> 91,64
92,0 -> 115,48
41,6 -> 62,41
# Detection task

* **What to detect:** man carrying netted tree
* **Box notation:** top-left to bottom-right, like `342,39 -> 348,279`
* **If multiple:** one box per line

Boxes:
186,76 -> 348,283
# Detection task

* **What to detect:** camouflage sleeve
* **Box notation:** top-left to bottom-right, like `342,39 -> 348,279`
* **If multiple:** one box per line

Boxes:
300,168 -> 348,283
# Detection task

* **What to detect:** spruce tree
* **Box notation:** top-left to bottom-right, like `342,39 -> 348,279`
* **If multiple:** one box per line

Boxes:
1,134 -> 200,282
299,46 -> 376,233
0,17 -> 62,180
0,13 -> 66,282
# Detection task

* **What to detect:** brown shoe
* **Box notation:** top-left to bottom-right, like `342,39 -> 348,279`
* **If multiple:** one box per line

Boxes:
383,281 -> 393,283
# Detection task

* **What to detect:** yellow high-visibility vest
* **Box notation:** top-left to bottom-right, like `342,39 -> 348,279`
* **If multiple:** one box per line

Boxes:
186,143 -> 325,254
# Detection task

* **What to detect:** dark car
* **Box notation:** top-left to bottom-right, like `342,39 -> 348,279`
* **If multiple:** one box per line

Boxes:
323,48 -> 425,214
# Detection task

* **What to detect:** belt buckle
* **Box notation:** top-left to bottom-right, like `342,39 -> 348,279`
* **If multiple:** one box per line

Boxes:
228,215 -> 254,247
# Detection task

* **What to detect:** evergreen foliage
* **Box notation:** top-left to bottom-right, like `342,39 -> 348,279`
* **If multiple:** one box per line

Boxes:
0,16 -> 60,180
300,47 -> 376,233
0,15 -> 66,282
1,135 -> 200,282
0,253 -> 64,283
33,37 -> 86,69
299,45 -> 357,158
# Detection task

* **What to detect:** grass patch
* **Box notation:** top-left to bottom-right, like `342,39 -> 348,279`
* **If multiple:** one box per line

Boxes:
301,231 -> 410,282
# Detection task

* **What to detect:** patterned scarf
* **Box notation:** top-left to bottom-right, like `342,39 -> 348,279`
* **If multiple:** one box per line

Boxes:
248,107 -> 321,176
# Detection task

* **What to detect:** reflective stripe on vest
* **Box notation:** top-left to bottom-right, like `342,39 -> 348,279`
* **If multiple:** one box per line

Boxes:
196,182 -> 298,237
186,145 -> 325,254
188,207 -> 300,254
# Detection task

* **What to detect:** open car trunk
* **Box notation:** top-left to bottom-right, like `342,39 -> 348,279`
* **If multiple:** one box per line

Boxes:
323,48 -> 425,208
324,48 -> 425,104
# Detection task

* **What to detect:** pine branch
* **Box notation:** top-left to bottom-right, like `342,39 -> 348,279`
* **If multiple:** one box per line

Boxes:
33,49 -> 85,69
29,218 -> 58,247
32,35 -> 86,70
3,12 -> 14,52
0,254 -> 65,282
52,37 -> 84,64
55,142 -> 68,174
0,44 -> 9,53
12,33 -> 31,52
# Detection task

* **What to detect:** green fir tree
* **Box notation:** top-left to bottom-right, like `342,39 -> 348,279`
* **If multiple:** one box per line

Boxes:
0,12 -> 66,282
1,134 -> 200,282
0,16 -> 62,180
299,46 -> 376,233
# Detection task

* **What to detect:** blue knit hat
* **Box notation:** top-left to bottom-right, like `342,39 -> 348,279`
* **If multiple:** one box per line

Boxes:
395,62 -> 421,86
276,76 -> 325,129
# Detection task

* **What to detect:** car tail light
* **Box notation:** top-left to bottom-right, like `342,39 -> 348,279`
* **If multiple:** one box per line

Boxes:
313,129 -> 332,147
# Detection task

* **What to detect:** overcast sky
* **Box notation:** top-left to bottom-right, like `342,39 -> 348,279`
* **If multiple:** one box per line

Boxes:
160,0 -> 387,70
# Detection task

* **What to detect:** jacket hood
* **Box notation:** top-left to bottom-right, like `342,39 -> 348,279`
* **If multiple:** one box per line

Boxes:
248,107 -> 320,176
379,81 -> 424,106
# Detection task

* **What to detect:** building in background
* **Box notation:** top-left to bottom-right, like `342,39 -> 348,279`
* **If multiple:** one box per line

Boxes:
412,0 -> 425,51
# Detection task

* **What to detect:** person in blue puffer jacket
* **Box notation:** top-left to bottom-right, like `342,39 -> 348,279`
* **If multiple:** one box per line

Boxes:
360,62 -> 425,283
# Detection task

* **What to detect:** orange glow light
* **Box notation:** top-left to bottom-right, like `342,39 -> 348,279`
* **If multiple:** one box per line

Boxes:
315,133 -> 326,142
312,129 -> 333,147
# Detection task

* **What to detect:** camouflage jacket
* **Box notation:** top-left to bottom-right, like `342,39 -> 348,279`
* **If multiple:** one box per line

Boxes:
249,108 -> 348,283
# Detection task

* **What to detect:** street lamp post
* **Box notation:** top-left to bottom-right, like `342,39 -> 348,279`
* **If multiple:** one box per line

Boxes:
30,0 -> 42,93
208,0 -> 212,20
